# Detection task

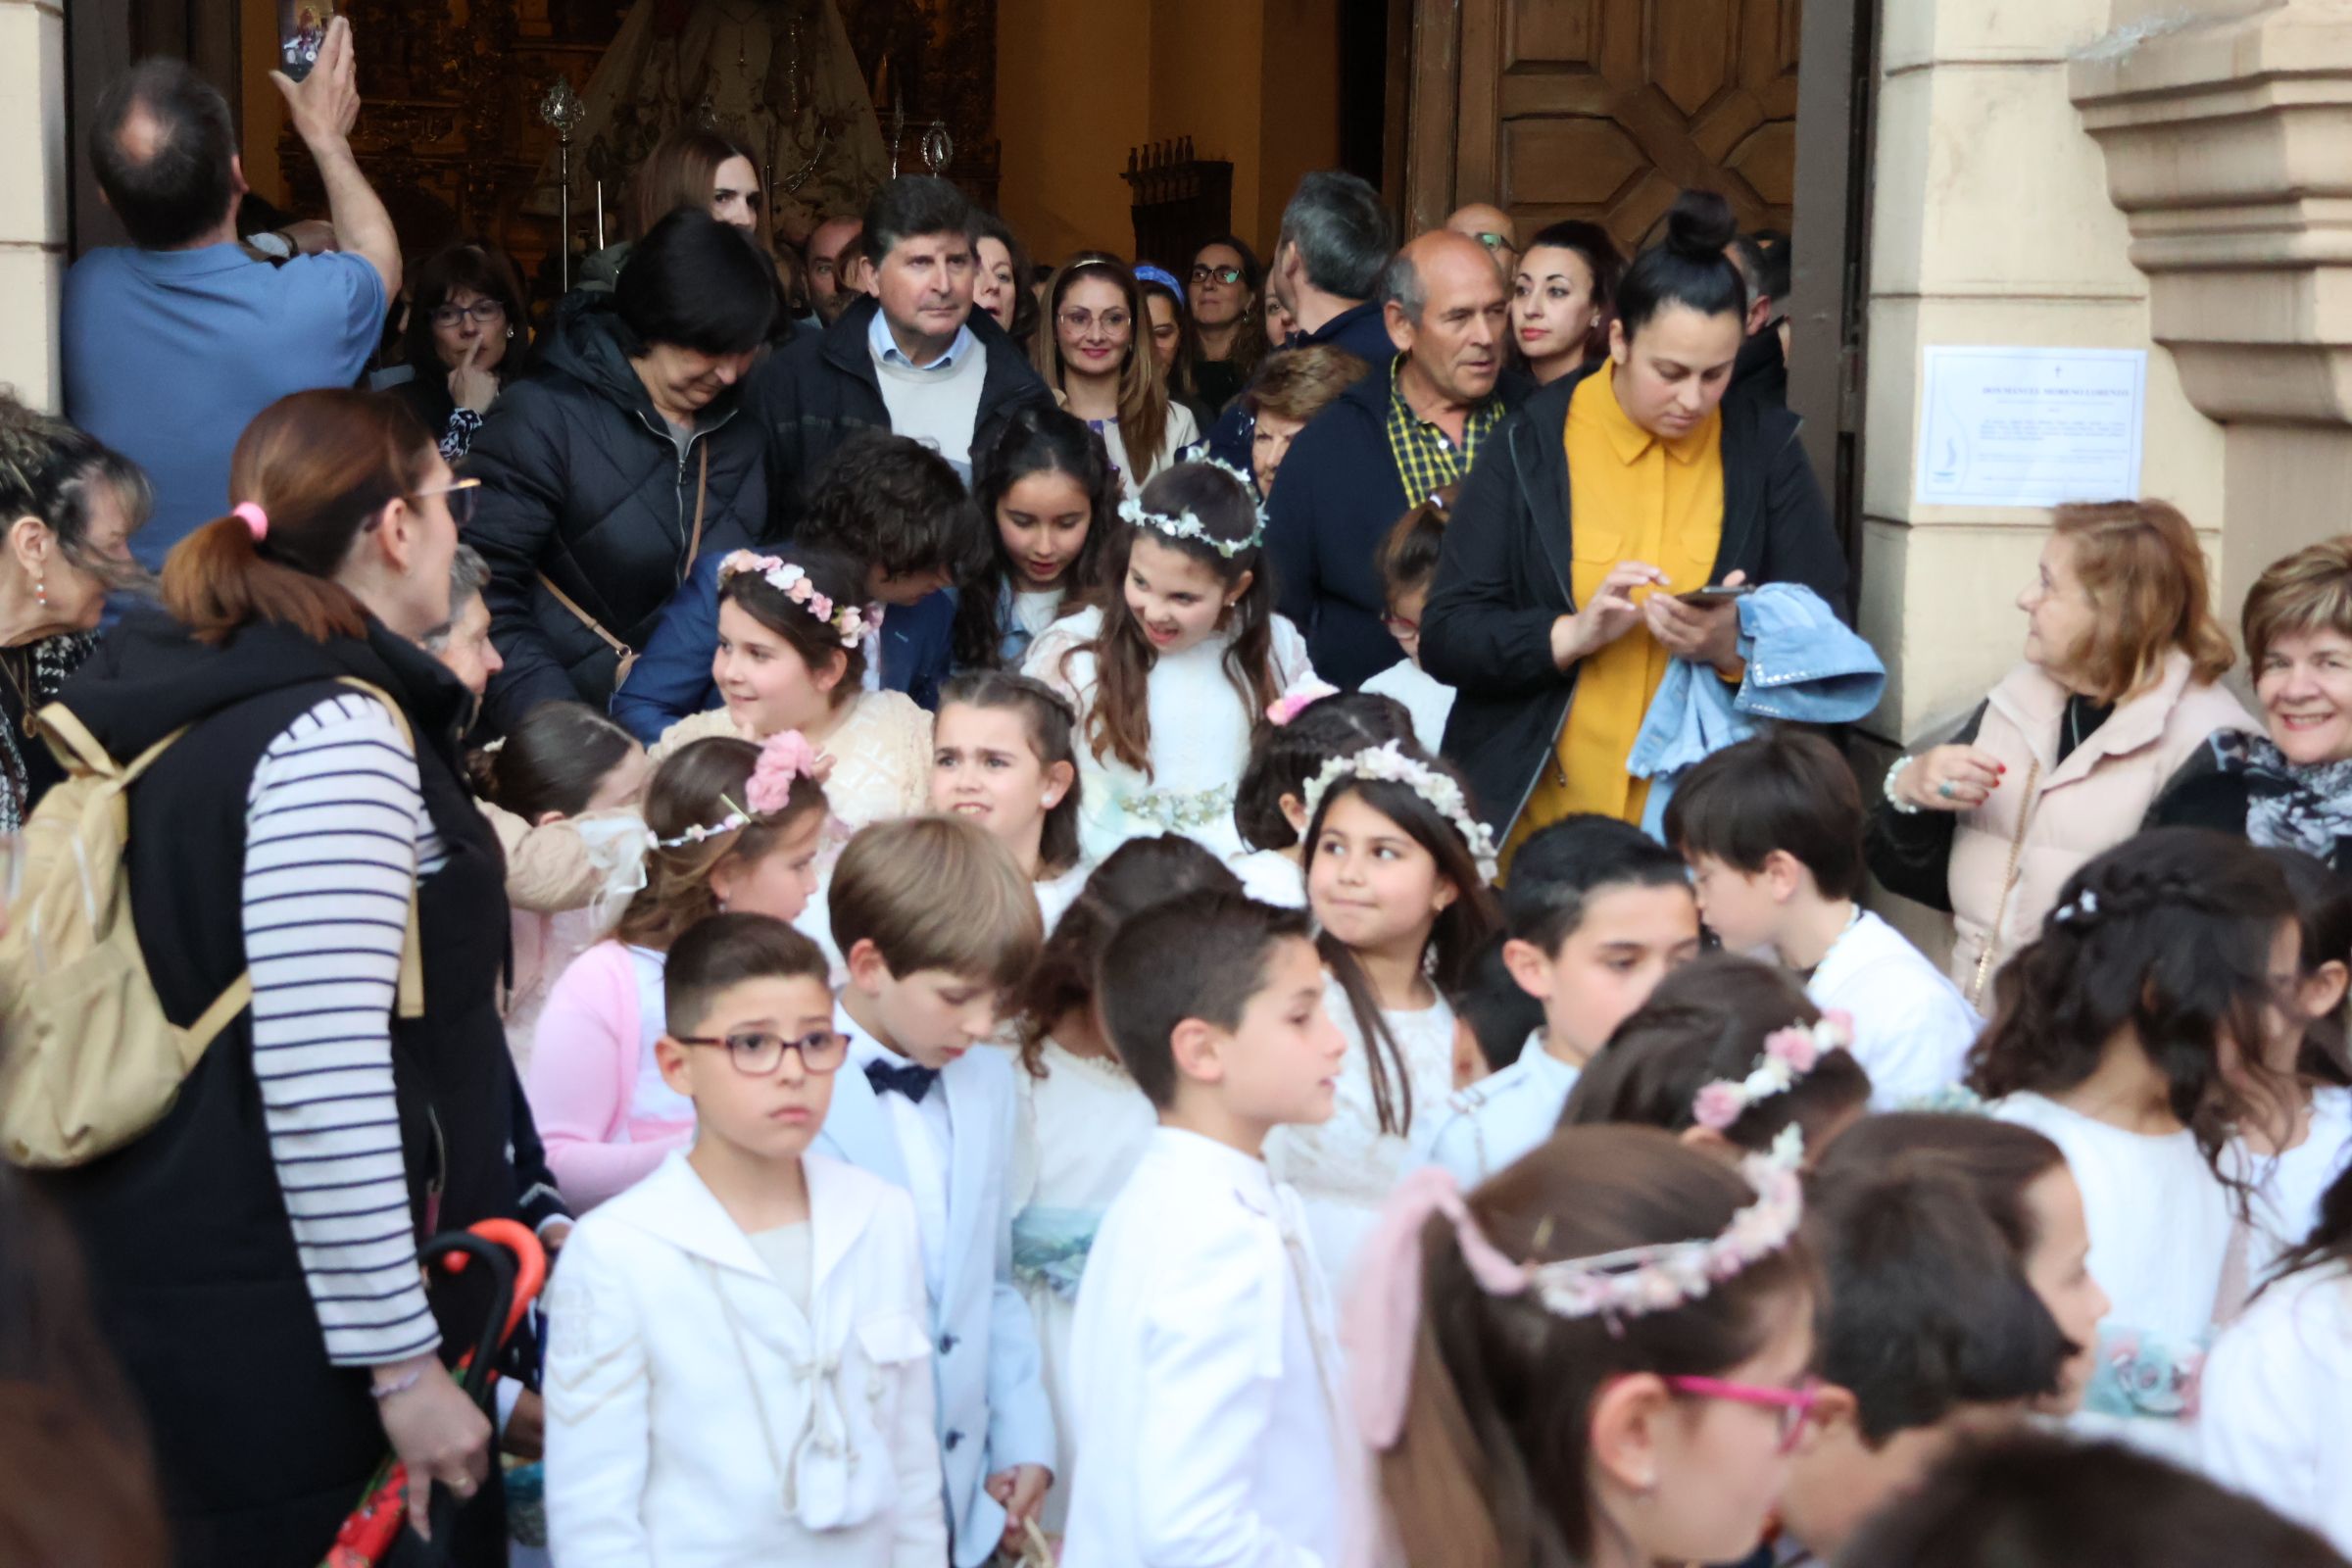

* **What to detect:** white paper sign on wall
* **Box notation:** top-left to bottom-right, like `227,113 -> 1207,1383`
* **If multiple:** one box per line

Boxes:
1914,346 -> 2146,509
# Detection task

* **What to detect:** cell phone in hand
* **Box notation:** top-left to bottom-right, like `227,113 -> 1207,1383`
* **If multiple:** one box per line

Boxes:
1677,583 -> 1755,610
277,1 -> 334,80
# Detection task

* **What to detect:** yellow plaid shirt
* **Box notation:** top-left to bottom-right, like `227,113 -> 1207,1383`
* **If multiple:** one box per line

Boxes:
1383,355 -> 1506,502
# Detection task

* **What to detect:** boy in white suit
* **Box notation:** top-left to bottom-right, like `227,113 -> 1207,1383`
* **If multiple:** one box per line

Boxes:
816,815 -> 1055,1564
1061,889 -> 1357,1568
544,913 -> 949,1567
1664,730 -> 1980,1106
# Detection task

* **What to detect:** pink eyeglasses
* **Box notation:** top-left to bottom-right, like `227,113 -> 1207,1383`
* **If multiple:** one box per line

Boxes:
1664,1375 -> 1821,1453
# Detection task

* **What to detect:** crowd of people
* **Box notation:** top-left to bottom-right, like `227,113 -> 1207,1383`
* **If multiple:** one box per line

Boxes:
7,17 -> 2352,1568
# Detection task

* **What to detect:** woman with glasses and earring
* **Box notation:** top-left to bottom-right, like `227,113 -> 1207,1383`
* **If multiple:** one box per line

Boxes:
0,394 -> 150,834
26,387 -> 518,1564
392,241 -> 532,461
1033,255 -> 1198,499
1187,235 -> 1263,414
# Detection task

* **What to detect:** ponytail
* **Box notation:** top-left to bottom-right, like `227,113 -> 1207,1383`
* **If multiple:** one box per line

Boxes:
161,389 -> 435,647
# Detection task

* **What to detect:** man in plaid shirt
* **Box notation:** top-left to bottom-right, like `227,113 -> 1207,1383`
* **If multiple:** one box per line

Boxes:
1267,227 -> 1519,686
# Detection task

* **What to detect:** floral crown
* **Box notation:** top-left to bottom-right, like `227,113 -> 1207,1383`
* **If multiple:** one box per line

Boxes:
717,551 -> 880,648
1300,740 -> 1501,883
1116,458 -> 1267,559
1690,1012 -> 1854,1132
651,731 -> 822,850
1344,1136 -> 1809,1446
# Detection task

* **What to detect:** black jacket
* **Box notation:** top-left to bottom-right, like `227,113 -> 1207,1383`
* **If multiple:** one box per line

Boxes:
1202,298 -> 1398,470
1420,363 -> 1849,837
466,293 -> 772,733
41,613 -> 518,1565
1267,362 -> 1533,687
745,294 -> 1050,520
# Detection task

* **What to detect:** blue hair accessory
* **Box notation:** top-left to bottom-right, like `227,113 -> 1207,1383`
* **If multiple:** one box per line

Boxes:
1134,263 -> 1186,310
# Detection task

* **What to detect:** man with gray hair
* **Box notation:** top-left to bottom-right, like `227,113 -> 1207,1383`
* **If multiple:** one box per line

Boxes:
1203,170 -> 1398,471
1265,227 -> 1518,685
423,544 -> 505,701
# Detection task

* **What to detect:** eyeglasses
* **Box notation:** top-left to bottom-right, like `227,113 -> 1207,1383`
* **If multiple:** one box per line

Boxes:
1467,231 -> 1511,252
1664,1375 -> 1821,1453
672,1028 -> 852,1077
410,476 -> 481,527
1190,264 -> 1245,285
1057,308 -> 1132,335
430,300 -> 508,328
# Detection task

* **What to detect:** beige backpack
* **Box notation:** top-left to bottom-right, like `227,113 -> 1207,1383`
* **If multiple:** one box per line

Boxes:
1,679 -> 422,1169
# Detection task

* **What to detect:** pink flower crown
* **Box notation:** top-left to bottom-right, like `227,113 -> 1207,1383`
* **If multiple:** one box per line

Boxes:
1690,1012 -> 1854,1132
717,551 -> 881,649
651,731 -> 823,849
1345,1136 -> 1807,1448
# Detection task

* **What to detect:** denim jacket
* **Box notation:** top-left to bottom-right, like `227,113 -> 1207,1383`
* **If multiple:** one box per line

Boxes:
1627,582 -> 1885,838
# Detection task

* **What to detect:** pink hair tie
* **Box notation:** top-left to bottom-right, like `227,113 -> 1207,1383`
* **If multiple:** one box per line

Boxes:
232,503 -> 270,541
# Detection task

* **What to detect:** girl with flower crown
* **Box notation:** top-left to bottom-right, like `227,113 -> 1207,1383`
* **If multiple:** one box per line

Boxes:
1264,739 -> 1502,1287
525,732 -> 830,1209
1561,953 -> 1874,1166
1341,1123 -> 1820,1568
648,545 -> 931,849
1022,459 -> 1320,861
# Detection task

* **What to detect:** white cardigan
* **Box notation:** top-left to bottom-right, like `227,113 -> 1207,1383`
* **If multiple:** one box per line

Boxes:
543,1151 -> 949,1568
2201,1262 -> 2352,1559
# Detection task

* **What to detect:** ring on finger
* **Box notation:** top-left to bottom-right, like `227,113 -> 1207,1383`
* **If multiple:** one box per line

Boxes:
1938,781 -> 1957,800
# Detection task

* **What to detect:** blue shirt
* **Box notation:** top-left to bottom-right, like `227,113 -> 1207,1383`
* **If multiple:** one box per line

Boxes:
1420,1035 -> 1583,1189
865,309 -> 978,373
63,244 -> 387,566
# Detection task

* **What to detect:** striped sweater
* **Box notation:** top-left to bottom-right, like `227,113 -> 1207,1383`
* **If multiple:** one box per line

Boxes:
243,691 -> 447,1366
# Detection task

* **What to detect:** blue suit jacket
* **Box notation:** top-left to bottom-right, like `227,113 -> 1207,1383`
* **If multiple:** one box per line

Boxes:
814,1039 -> 1054,1566
610,549 -> 957,745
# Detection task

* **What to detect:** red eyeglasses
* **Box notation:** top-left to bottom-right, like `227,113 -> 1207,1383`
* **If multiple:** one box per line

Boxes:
1664,1375 -> 1821,1453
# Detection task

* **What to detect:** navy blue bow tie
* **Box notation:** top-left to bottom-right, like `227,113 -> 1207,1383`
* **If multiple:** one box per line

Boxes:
864,1057 -> 940,1104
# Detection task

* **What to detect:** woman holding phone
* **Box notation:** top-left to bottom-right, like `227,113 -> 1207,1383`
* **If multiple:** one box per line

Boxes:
1420,189 -> 1847,857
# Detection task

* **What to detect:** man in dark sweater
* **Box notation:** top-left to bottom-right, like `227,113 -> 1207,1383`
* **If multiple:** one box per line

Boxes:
1202,170 -> 1396,471
1267,228 -> 1519,687
747,175 -> 1049,519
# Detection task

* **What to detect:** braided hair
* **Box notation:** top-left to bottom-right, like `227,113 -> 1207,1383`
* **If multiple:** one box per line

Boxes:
1967,827 -> 2297,1172
0,391 -> 150,583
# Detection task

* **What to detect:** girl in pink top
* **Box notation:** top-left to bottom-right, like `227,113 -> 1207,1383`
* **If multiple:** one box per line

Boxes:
526,731 -> 829,1209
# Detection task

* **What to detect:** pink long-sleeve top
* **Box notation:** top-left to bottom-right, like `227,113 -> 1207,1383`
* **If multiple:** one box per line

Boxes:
524,940 -> 695,1210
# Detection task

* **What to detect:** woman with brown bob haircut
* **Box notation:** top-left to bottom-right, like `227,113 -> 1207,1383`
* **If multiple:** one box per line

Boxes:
1865,498 -> 2257,1003
2152,535 -> 2352,869
1242,343 -> 1368,500
33,388 -> 517,1560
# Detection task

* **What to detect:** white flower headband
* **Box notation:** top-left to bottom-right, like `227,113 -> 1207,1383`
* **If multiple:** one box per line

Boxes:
651,731 -> 822,850
1117,457 -> 1267,559
1690,1012 -> 1853,1132
1301,739 -> 1501,883
717,551 -> 880,648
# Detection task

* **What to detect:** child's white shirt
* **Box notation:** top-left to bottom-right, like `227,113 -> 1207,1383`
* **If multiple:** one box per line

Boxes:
1230,847 -> 1308,908
542,1151 -> 948,1568
2201,1260 -> 2352,1559
1061,1126 -> 1354,1568
2226,1086 -> 2352,1288
1805,908 -> 1982,1107
1419,1033 -> 1580,1191
1267,973 -> 1457,1293
1357,657 -> 1454,755
1023,604 -> 1319,862
1993,1092 -> 2231,1464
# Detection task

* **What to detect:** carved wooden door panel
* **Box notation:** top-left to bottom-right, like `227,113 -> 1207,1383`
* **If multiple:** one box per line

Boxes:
1406,0 -> 1801,255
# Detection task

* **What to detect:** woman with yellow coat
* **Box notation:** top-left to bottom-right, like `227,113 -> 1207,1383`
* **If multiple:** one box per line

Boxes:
1422,190 -> 1849,851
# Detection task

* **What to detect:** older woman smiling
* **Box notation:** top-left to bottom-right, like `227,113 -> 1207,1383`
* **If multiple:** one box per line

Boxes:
2152,537 -> 2352,865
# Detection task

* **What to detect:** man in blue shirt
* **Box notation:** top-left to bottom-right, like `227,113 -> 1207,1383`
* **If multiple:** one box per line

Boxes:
64,19 -> 401,567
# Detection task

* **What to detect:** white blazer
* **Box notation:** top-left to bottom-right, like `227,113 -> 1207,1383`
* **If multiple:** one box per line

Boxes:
542,1152 -> 950,1568
814,1039 -> 1056,1567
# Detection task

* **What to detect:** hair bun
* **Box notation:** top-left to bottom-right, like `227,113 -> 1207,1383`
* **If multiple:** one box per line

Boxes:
1662,189 -> 1740,261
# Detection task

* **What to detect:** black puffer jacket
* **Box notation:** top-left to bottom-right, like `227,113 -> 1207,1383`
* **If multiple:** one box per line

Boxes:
745,294 -> 1050,520
466,293 -> 772,733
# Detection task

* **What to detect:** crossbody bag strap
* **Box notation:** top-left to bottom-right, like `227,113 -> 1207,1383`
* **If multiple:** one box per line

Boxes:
334,677 -> 427,1021
1966,756 -> 2041,1010
686,437 -> 710,566
535,573 -> 638,689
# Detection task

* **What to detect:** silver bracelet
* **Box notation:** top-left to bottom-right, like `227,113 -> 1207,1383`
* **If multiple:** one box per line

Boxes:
1883,753 -> 1925,816
369,1366 -> 427,1401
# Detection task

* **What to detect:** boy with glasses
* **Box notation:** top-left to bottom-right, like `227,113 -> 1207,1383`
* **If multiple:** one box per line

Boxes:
545,911 -> 952,1563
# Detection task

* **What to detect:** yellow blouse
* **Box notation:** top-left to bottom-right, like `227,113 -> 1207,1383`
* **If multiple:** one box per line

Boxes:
1508,364 -> 1725,852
